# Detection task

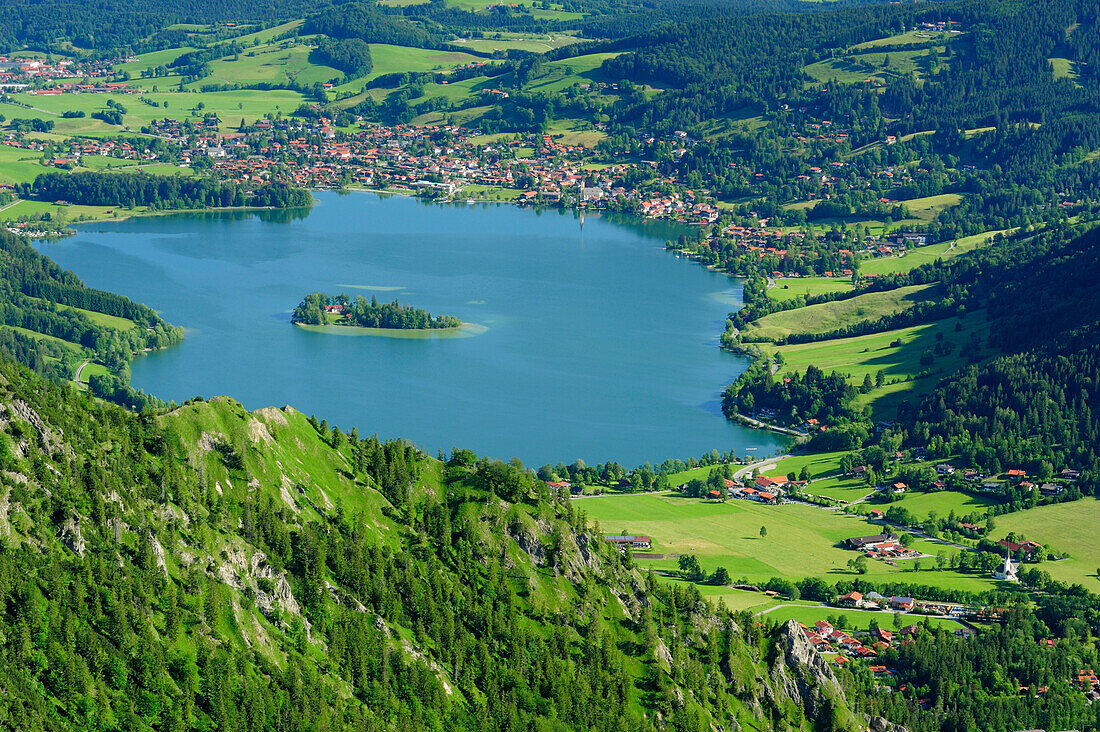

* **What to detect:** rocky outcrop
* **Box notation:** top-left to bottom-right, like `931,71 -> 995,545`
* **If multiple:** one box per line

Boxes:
57,515 -> 85,557
769,619 -> 843,721
868,715 -> 909,732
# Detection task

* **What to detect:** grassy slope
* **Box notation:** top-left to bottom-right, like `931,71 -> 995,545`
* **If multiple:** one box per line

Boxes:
997,498 -> 1100,586
741,283 -> 939,341
859,230 -> 1007,276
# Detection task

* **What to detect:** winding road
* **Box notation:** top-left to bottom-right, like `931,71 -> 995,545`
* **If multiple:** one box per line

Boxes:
74,360 -> 91,383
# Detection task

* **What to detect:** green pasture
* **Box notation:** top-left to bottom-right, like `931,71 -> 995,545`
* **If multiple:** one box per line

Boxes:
875,490 -> 998,521
0,145 -> 53,185
582,492 -> 994,591
194,43 -> 343,88
741,283 -> 939,342
997,498 -> 1100,587
331,45 -> 480,93
804,46 -> 945,86
764,309 -> 987,386
9,88 -> 310,133
117,47 -> 198,76
853,30 -> 955,50
1049,57 -> 1079,82
859,230 -> 1006,276
451,33 -> 581,54
767,277 -> 854,301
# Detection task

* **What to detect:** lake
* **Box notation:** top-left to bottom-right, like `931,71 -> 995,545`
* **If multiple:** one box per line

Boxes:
40,191 -> 789,467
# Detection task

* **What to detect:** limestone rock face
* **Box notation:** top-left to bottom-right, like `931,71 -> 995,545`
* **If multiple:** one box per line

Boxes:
768,619 -> 843,721
868,715 -> 909,732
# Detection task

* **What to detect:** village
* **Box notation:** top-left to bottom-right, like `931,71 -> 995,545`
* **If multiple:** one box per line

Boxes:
0,65 -> 1018,277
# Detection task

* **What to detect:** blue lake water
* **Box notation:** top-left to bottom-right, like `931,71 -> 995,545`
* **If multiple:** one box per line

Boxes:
39,191 -> 789,466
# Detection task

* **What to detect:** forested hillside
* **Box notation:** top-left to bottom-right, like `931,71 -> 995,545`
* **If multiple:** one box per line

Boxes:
0,360 -> 857,730
0,228 -> 182,407
901,224 -> 1100,480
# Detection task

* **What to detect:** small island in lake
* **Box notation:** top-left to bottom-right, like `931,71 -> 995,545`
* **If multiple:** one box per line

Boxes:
292,292 -> 462,330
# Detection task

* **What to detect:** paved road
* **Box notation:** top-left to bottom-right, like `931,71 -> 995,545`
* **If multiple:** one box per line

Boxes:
732,454 -> 794,483
74,360 -> 90,383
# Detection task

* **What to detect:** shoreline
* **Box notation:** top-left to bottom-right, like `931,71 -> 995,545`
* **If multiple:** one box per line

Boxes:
292,320 -> 487,339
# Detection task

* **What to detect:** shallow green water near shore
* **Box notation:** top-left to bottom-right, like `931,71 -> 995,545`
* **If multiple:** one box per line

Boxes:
41,191 -> 790,466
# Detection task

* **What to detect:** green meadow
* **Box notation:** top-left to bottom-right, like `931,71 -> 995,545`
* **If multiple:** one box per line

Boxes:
8,88 -> 310,134
741,283 -> 939,342
878,490 -> 998,520
859,230 -> 1007,276
766,277 -> 854,301
330,45 -> 479,94
997,498 -> 1100,586
582,492 -> 996,591
194,43 -> 343,88
763,310 -> 987,387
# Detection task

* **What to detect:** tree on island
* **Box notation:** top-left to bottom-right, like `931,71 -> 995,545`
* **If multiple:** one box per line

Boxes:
292,292 -> 460,330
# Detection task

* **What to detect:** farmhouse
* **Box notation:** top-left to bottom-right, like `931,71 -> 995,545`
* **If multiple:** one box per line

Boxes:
843,532 -> 898,550
604,535 -> 651,550
754,475 -> 788,491
889,596 -> 915,612
997,539 -> 1042,559
837,591 -> 864,608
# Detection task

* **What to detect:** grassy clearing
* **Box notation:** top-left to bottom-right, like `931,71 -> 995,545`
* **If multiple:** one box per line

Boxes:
331,45 -> 480,93
877,490 -> 998,520
898,193 -> 962,223
195,43 -> 342,88
445,0 -> 583,20
522,52 -> 621,95
1,199 -> 148,224
803,48 -> 940,85
859,230 -> 1007,276
741,283 -> 939,341
754,452 -> 873,504
117,47 -> 198,76
0,145 -> 53,186
759,310 -> 989,420
460,184 -> 524,201
853,30 -> 956,50
767,277 -> 854,301
582,492 -> 996,591
2,325 -> 84,354
545,118 -> 606,147
997,498 -> 1100,587
1049,57 -> 1079,82
451,33 -> 580,54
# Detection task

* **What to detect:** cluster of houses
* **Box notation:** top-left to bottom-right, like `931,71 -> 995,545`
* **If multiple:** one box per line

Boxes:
842,532 -> 920,561
722,474 -> 801,503
0,56 -> 121,90
122,117 -> 723,223
1077,670 -> 1100,704
800,618 -> 922,662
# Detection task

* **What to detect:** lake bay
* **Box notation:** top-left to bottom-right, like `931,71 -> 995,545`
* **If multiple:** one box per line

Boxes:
40,191 -> 788,466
